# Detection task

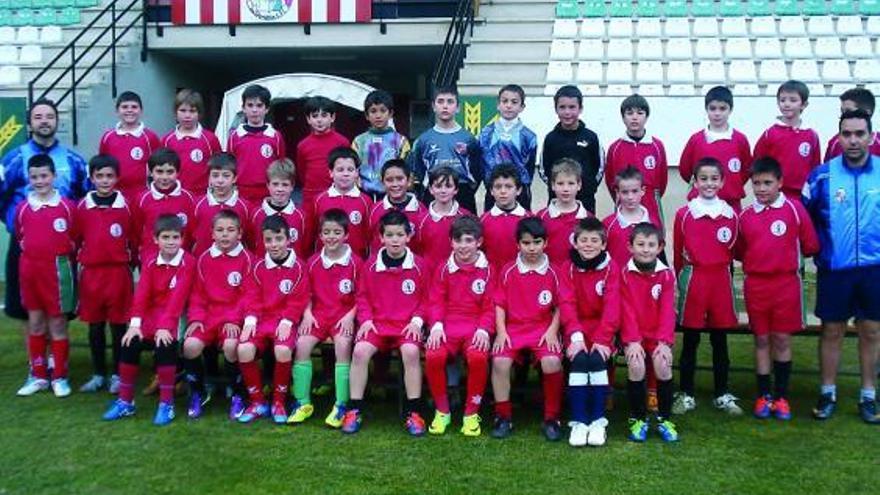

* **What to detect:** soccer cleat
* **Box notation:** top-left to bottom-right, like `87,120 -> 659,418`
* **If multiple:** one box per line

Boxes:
187,392 -> 204,419
108,374 -> 121,394
16,376 -> 49,396
324,404 -> 346,429
51,378 -> 71,398
812,393 -> 836,420
103,399 -> 136,421
405,412 -> 427,436
542,419 -> 562,442
657,418 -> 679,442
627,418 -> 648,442
228,395 -> 245,420
587,418 -> 608,447
858,400 -> 880,424
460,414 -> 482,437
238,402 -> 269,423
753,395 -> 774,419
646,390 -> 659,413
672,392 -> 696,415
428,410 -> 451,435
79,375 -> 105,393
341,409 -> 362,434
713,393 -> 743,415
490,417 -> 513,439
272,402 -> 288,424
142,374 -> 159,396
287,402 -> 315,424
773,398 -> 792,421
568,421 -> 589,447
153,402 -> 175,426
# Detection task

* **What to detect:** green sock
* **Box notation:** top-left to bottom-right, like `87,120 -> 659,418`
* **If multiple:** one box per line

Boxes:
335,362 -> 351,406
293,361 -> 312,405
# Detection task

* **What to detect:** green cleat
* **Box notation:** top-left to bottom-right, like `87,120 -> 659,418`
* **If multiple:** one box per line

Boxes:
460,414 -> 482,437
287,402 -> 314,424
428,410 -> 451,435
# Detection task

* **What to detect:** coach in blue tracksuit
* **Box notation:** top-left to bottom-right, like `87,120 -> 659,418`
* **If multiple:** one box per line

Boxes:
803,108 -> 880,424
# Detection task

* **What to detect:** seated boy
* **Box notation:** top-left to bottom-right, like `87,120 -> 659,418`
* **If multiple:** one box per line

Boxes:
192,152 -> 252,256
415,166 -> 472,272
536,158 -> 591,264
314,147 -> 373,259
367,159 -> 427,254
249,158 -> 308,258
480,163 -> 532,270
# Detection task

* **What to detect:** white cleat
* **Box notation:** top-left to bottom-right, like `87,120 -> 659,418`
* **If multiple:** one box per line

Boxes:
51,378 -> 72,398
17,376 -> 49,396
713,393 -> 743,416
587,418 -> 608,447
568,421 -> 590,447
79,375 -> 106,393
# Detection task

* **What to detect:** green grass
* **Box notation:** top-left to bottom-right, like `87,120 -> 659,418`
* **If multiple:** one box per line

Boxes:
0,317 -> 877,495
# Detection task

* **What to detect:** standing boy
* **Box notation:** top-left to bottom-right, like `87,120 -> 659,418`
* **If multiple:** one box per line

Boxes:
367,159 -> 428,253
192,153 -> 252,256
602,167 -> 661,266
536,158 -> 591,264
98,91 -> 160,199
249,158 -> 308,258
296,96 -> 351,211
480,164 -> 532,270
161,89 -> 222,194
415,166 -> 471,271
351,89 -> 411,200
314,147 -> 373,259
824,88 -> 880,161
226,84 -> 286,202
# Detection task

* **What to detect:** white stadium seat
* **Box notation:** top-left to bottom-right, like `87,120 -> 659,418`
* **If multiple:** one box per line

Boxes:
734,84 -> 761,96
667,61 -> 694,83
578,39 -> 605,60
546,61 -> 573,83
608,18 -> 633,38
779,17 -> 806,37
807,17 -> 835,36
0,27 -> 15,44
698,61 -> 726,84
814,37 -> 843,58
638,84 -> 665,96
636,18 -> 662,37
606,84 -> 632,96
822,59 -> 852,82
0,66 -> 21,85
867,17 -> 880,36
721,18 -> 748,37
854,59 -> 880,81
579,84 -> 601,96
725,38 -> 752,59
636,61 -> 664,83
553,19 -> 578,38
637,38 -> 664,60
664,18 -> 690,37
807,84 -> 826,97
729,60 -> 758,83
695,38 -> 723,59
0,46 -> 18,64
750,17 -> 777,37
844,37 -> 874,59
759,60 -> 788,83
785,38 -> 813,59
577,61 -> 604,83
693,18 -> 719,37
19,45 -> 42,65
866,83 -> 880,95
606,61 -> 632,83
17,26 -> 39,44
550,40 -> 576,60
669,84 -> 696,96
755,38 -> 782,59
666,38 -> 692,60
40,26 -> 63,44
543,84 -> 561,96
836,16 -> 863,36
581,18 -> 606,38
606,39 -> 633,60
791,60 -> 821,81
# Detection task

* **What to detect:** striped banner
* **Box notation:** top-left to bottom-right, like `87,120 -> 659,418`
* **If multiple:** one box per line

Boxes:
171,0 -> 371,24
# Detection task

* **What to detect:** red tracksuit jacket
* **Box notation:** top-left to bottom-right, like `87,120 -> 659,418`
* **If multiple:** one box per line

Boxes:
679,128 -> 753,208
672,197 -> 738,275
75,191 -> 136,266
753,121 -> 821,199
480,204 -> 531,270
536,200 -> 591,264
188,243 -> 255,326
736,194 -> 820,275
161,125 -> 222,194
356,249 -> 428,333
605,134 -> 668,224
415,201 -> 471,273
226,124 -> 286,197
129,250 -> 196,331
192,190 -> 252,257
428,252 -> 495,333
559,254 -> 621,348
243,252 -> 309,327
313,186 -> 373,259
305,246 -> 362,327
295,130 -> 350,194
98,124 -> 160,199
620,260 -> 676,345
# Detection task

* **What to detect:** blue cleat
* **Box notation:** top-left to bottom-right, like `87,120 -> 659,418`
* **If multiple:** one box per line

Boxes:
229,395 -> 246,420
271,401 -> 288,424
238,402 -> 269,423
405,412 -> 426,437
341,409 -> 362,434
657,418 -> 679,442
753,395 -> 773,419
103,399 -> 136,421
490,417 -> 513,439
812,393 -> 836,420
188,392 -> 204,419
858,400 -> 880,424
628,418 -> 648,442
153,402 -> 175,426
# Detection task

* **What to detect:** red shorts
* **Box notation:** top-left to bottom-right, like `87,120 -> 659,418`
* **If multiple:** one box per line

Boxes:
744,273 -> 805,336
428,321 -> 488,358
678,265 -> 738,329
565,318 -> 616,352
78,264 -> 132,324
20,255 -> 76,317
308,317 -> 347,342
239,320 -> 296,353
189,318 -> 239,347
358,326 -> 421,354
493,323 -> 561,361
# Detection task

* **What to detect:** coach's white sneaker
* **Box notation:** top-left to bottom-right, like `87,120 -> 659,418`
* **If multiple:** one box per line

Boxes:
587,418 -> 608,447
568,421 -> 589,447
79,375 -> 105,393
108,374 -> 121,394
672,393 -> 696,415
51,378 -> 72,398
17,376 -> 49,396
713,393 -> 743,415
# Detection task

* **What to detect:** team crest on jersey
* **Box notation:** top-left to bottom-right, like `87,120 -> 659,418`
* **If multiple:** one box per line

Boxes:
798,142 -> 811,157
338,279 -> 353,294
176,213 -> 188,226
130,146 -> 144,160
260,144 -> 273,158
651,283 -> 662,300
53,218 -> 67,232
278,279 -> 294,294
169,275 -> 177,289
289,228 -> 299,242
401,279 -> 416,295
728,158 -> 741,173
644,156 -> 656,170
538,289 -> 553,306
109,223 -> 123,238
770,220 -> 787,236
472,279 -> 486,295
190,149 -> 204,163
835,188 -> 847,203
595,280 -> 605,296
349,211 -> 362,225
716,226 -> 732,243
227,271 -> 242,287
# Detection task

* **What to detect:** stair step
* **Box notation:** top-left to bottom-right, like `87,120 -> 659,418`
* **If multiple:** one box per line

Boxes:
467,39 -> 550,59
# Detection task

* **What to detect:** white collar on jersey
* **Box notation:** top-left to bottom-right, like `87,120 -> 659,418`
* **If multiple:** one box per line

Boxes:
626,258 -> 669,273
327,185 -> 362,198
704,126 -> 734,143
375,247 -> 415,272
27,190 -> 61,209
382,194 -> 420,212
516,253 -> 550,275
150,181 -> 183,200
752,193 -> 787,213
447,251 -> 488,273
621,132 -> 655,144
156,249 -> 184,266
321,244 -> 353,269
615,205 -> 651,228
428,200 -> 460,221
235,123 -> 277,137
547,199 -> 588,219
115,121 -> 145,137
489,203 -> 526,217
209,242 -> 244,258
207,189 -> 239,207
688,196 -> 735,219
261,199 -> 295,216
174,123 -> 203,140
85,191 -> 126,209
265,250 -> 296,269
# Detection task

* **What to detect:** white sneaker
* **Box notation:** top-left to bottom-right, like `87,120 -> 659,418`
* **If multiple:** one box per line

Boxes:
672,392 -> 696,415
51,378 -> 72,398
108,374 -> 121,394
587,418 -> 608,446
17,376 -> 49,396
568,421 -> 589,447
713,393 -> 743,415
79,375 -> 105,393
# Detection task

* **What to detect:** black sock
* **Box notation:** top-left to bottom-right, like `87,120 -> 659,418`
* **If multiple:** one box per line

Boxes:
184,357 -> 206,394
204,346 -> 220,382
756,374 -> 771,397
350,398 -> 365,412
710,332 -> 730,397
405,398 -> 422,416
773,361 -> 792,399
109,323 -> 126,375
87,322 -> 107,376
224,359 -> 243,396
627,379 -> 647,420
657,379 -> 674,420
679,331 -> 700,396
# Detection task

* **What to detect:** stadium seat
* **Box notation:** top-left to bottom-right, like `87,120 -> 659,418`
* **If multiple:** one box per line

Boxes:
553,19 -> 578,38
693,18 -> 719,37
729,60 -> 758,82
639,84 -> 665,95
779,17 -> 806,36
606,61 -> 632,83
0,45 -> 17,63
807,83 -> 826,96
755,38 -> 782,58
664,17 -> 690,37
40,24 -> 60,42
867,17 -> 880,36
0,65 -> 21,85
802,0 -> 828,14
19,44 -> 40,64
636,18 -> 661,37
867,83 -> 880,95
861,0 -> 880,15
662,0 -> 689,16
609,0 -> 633,17
582,0 -> 606,17
790,60 -> 821,81
726,38 -> 752,58
721,17 -> 748,36
10,0 -> 30,8
854,59 -> 880,81
669,84 -> 696,96
578,39 -> 605,60
836,16 -> 863,36
547,61 -> 573,83
750,17 -> 777,37
580,18 -> 605,37
691,0 -> 716,16
33,8 -> 54,25
32,0 -> 51,7
830,0 -> 855,14
556,0 -> 580,19
807,16 -> 835,36
579,84 -> 601,95
16,24 -> 36,41
0,10 -> 11,26
57,6 -> 79,24
774,0 -> 800,15
608,18 -> 633,37
698,61 -> 726,83
719,0 -> 745,16
695,38 -> 723,59
544,84 -> 562,96
759,60 -> 788,82
637,0 -> 660,17
52,0 -> 73,6
785,38 -> 813,58
577,61 -> 603,83
550,39 -> 576,60
815,37 -> 843,58
821,59 -> 851,82
0,0 -> 10,7
667,61 -> 694,83
636,61 -> 663,83
666,38 -> 692,59
734,84 -> 761,96
746,0 -> 772,16
0,25 -> 13,42
606,84 -> 632,96
607,39 -> 633,60
75,0 -> 96,5
844,37 -> 873,58
637,38 -> 663,59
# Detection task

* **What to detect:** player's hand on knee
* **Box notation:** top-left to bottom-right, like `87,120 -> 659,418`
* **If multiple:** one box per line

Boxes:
298,310 -> 317,337
334,312 -> 355,337
121,326 -> 142,347
625,342 -> 645,364
540,329 -> 561,353
471,329 -> 490,352
492,332 -> 511,353
276,320 -> 292,341
184,321 -> 203,339
241,321 -> 257,341
426,323 -> 446,350
357,320 -> 376,340
154,329 -> 173,347
222,323 -> 241,339
652,342 -> 673,368
592,343 -> 612,362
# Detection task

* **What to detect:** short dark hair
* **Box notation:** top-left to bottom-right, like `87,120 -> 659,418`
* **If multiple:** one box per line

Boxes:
154,213 -> 184,236
840,108 -> 873,133
616,165 -> 644,184
621,94 -> 650,117
88,154 -> 119,176
148,148 -> 180,172
840,87 -> 876,115
499,84 -> 526,104
261,214 -> 289,238
328,146 -> 360,170
751,156 -> 783,180
319,208 -> 349,233
777,80 -> 810,103
212,209 -> 241,228
28,97 -> 58,122
379,209 -> 412,235
553,85 -> 582,108
381,158 -> 410,179
516,217 -> 546,242
116,91 -> 142,108
242,84 -> 271,106
305,96 -> 336,116
489,163 -> 521,188
27,153 -> 54,173
693,157 -> 725,178
574,217 -> 607,243
432,85 -> 459,101
451,214 -> 482,240
629,222 -> 663,244
704,86 -> 734,109
364,89 -> 394,112
208,152 -> 237,174
429,166 -> 458,188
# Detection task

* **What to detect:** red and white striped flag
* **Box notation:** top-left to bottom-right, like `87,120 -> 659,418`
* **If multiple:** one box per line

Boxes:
172,0 -> 371,25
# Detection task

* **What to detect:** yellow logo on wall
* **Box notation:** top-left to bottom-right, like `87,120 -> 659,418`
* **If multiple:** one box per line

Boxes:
464,101 -> 482,136
0,115 -> 23,156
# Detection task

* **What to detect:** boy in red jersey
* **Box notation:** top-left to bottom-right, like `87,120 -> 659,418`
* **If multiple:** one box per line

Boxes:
536,158 -> 591,264
226,84 -> 286,202
824,88 -> 880,161
602,167 -> 661,266
102,214 -> 196,425
182,210 -> 255,420
753,80 -> 821,199
292,209 -> 361,428
604,94 -> 668,225
490,217 -> 565,441
737,157 -> 820,420
342,210 -> 429,436
14,155 -> 77,398
480,164 -> 532,270
367,159 -> 428,253
673,158 -> 741,417
192,153 -> 252,256
425,216 -> 493,436
562,218 -> 620,447
237,216 -> 309,424
296,96 -> 350,211
313,147 -> 373,258
415,166 -> 472,272
98,91 -> 160,199
621,223 -> 677,442
161,89 -> 221,194
76,155 -> 136,394
249,158 -> 308,258
678,86 -> 753,210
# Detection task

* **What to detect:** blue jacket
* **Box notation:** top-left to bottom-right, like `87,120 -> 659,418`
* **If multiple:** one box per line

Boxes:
804,154 -> 880,271
478,119 -> 537,186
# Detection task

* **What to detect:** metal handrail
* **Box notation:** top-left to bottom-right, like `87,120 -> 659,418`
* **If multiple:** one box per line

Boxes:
431,0 -> 474,89
27,0 -> 146,145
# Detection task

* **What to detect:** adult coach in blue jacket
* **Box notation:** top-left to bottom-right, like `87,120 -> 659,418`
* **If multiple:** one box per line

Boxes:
804,108 -> 880,424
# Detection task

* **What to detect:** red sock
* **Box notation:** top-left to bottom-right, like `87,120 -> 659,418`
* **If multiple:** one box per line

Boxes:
239,360 -> 264,403
273,359 -> 292,404
28,334 -> 49,379
425,348 -> 450,413
542,370 -> 563,421
157,365 -> 176,404
646,356 -> 657,393
50,338 -> 69,379
464,349 -> 488,415
118,362 -> 139,403
495,400 -> 513,420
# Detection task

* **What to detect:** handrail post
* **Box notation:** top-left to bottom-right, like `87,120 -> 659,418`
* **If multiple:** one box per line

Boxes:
141,0 -> 149,61
70,46 -> 78,145
111,0 -> 117,98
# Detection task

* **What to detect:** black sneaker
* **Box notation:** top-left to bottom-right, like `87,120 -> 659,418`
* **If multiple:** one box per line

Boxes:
542,419 -> 562,442
490,417 -> 513,439
858,400 -> 880,424
812,393 -> 836,420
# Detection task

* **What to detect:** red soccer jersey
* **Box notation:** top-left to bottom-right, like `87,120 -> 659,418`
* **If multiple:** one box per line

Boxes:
672,198 -> 738,274
75,191 -> 136,266
192,190 -> 253,257
620,260 -> 676,345
356,249 -> 428,333
226,124 -> 286,201
295,130 -> 350,194
536,200 -> 591,264
480,203 -> 531,270
753,121 -> 821,198
428,252 -> 495,333
415,201 -> 471,273
495,255 -> 564,331
133,182 -> 196,263
305,246 -> 362,327
243,252 -> 309,326
188,243 -> 255,325
313,185 -> 373,259
15,192 -> 77,260
601,206 -> 660,266
559,254 -> 621,347
368,194 -> 428,254
161,124 -> 222,194
824,132 -> 880,162
679,128 -> 753,209
129,250 -> 196,331
605,134 -> 669,224
249,198 -> 309,259
736,193 -> 820,275
98,123 -> 160,199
